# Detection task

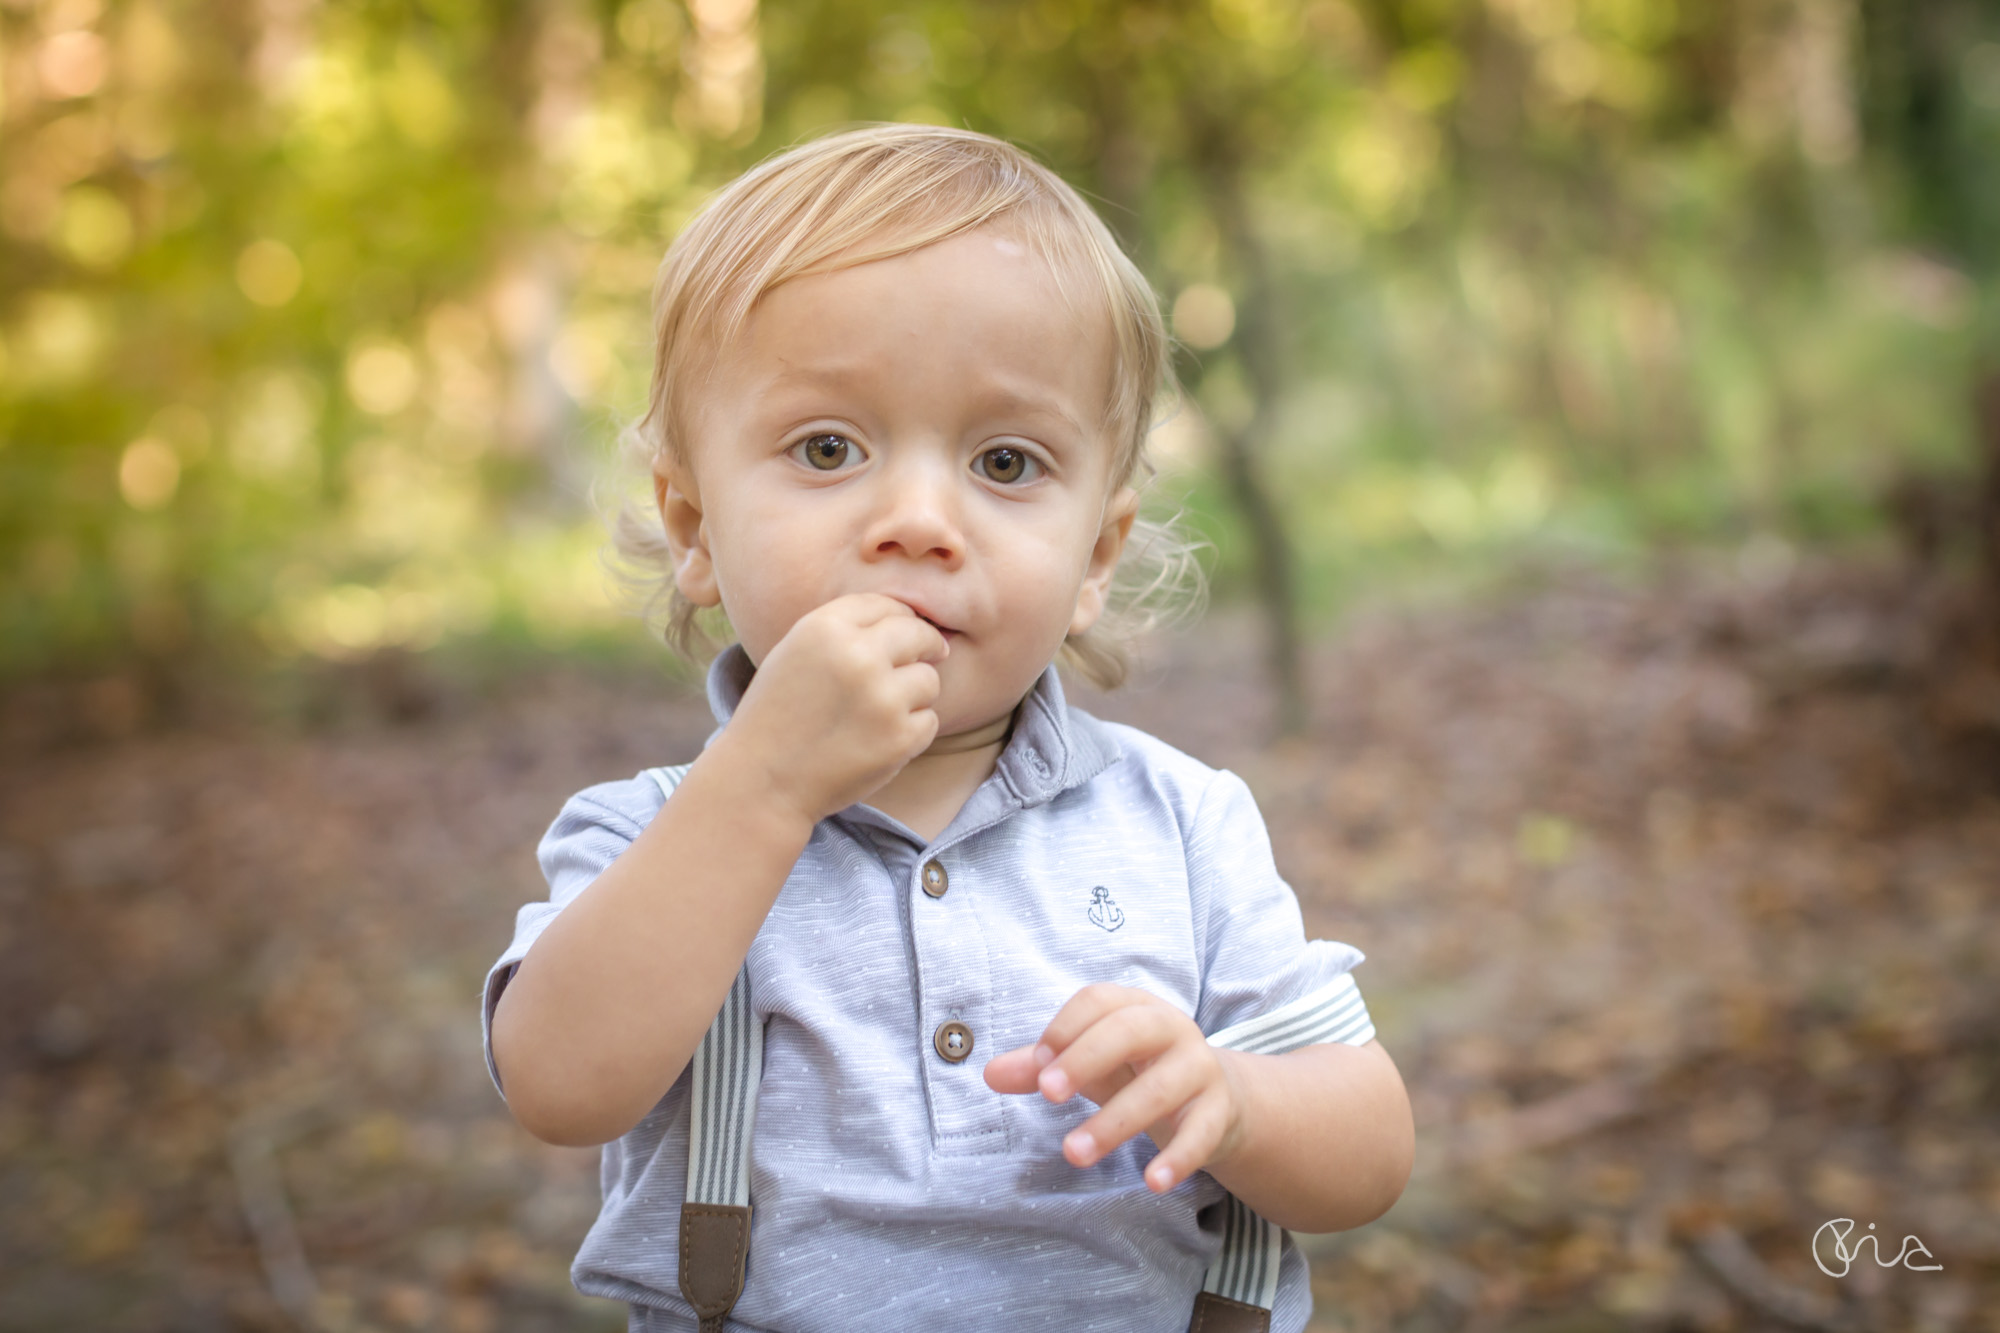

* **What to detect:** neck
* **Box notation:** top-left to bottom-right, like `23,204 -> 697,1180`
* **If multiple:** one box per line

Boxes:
920,707 -> 1016,757
864,700 -> 1023,843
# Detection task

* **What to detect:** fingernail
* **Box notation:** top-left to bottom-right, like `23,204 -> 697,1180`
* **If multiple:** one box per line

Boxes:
1032,1044 -> 1054,1067
1148,1162 -> 1173,1190
1039,1067 -> 1069,1100
1066,1131 -> 1096,1162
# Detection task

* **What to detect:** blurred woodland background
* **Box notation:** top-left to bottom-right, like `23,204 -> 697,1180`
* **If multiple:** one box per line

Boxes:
2,0 -> 1998,1331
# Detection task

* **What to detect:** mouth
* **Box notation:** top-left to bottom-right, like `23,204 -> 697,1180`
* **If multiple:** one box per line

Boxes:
897,599 -> 961,639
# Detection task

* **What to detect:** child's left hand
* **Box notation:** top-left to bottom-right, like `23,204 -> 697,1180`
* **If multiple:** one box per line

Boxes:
983,984 -> 1246,1194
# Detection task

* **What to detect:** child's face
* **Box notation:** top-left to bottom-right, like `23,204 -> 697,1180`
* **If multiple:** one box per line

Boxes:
658,225 -> 1139,735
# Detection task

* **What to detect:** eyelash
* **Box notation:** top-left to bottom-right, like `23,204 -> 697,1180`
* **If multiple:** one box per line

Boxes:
787,434 -> 1047,485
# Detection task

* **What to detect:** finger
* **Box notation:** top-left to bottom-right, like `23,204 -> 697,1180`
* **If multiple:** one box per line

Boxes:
882,698 -> 938,759
888,661 -> 941,714
981,1044 -> 1050,1095
1062,1043 -> 1210,1167
1037,1002 -> 1184,1103
834,591 -> 920,626
906,707 -> 941,755
1032,984 -> 1153,1068
1067,1063 -> 1137,1124
1142,1085 -> 1234,1193
869,612 -> 950,666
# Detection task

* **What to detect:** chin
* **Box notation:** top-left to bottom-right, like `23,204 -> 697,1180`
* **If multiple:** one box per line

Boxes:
949,671 -> 1041,726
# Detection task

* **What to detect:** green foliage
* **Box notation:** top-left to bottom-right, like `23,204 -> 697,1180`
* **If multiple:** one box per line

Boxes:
2,0 -> 1995,677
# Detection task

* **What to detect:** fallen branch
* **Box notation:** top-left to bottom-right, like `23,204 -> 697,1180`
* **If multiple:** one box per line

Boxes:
228,1085 -> 342,1331
1688,1223 -> 1858,1333
1420,1075 -> 1650,1176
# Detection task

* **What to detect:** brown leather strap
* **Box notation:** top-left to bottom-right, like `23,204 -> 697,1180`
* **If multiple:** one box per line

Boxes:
1187,1290 -> 1272,1333
679,1202 -> 751,1330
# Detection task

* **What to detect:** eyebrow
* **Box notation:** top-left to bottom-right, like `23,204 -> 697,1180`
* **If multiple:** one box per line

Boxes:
964,377 -> 1096,440
751,361 -> 1097,441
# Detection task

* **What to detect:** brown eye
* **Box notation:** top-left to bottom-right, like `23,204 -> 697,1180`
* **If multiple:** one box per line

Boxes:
799,434 -> 851,470
980,447 -> 1033,483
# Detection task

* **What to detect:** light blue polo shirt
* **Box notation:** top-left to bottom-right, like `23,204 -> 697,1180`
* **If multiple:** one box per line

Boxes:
482,643 -> 1377,1332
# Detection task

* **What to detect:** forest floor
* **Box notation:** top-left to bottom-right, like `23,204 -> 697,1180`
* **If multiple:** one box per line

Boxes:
1,554 -> 1996,1333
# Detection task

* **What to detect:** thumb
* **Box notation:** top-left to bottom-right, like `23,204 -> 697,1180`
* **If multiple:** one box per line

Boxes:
982,1045 -> 1045,1094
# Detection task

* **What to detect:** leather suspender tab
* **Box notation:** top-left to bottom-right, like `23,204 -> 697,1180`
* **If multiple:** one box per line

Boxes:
679,1203 -> 752,1333
1187,1290 -> 1273,1333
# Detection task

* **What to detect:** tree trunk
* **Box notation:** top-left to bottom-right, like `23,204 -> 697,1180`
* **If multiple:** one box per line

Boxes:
1194,144 -> 1309,737
1976,368 -> 2000,624
1213,414 -> 1307,735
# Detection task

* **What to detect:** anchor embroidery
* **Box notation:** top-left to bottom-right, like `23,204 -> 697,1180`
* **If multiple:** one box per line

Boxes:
1086,886 -> 1125,932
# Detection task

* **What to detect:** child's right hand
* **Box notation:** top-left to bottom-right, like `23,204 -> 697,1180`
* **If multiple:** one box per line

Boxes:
719,593 -> 951,826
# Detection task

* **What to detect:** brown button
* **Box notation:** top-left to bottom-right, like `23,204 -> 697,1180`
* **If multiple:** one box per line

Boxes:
920,859 -> 949,898
933,1020 -> 973,1063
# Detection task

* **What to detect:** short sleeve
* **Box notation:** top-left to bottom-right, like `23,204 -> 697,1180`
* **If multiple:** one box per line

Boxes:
479,785 -> 656,1101
1187,769 -> 1376,1053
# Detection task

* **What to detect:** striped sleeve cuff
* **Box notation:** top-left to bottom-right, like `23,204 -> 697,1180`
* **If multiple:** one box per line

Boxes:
1206,971 -> 1374,1054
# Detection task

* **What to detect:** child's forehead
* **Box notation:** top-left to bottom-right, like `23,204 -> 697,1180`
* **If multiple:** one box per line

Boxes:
716,227 -> 1116,396
776,221 -> 1098,318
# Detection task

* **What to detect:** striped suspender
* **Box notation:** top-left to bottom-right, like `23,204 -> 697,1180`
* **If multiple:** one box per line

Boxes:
1189,971 -> 1378,1332
642,766 -> 1378,1333
646,766 -> 762,1333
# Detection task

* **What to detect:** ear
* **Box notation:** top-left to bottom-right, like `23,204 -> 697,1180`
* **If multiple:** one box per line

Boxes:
655,458 -> 722,608
1068,485 -> 1140,637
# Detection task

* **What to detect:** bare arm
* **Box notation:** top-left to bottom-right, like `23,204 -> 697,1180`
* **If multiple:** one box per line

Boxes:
1205,1039 -> 1413,1234
489,738 -> 816,1146
490,595 -> 948,1147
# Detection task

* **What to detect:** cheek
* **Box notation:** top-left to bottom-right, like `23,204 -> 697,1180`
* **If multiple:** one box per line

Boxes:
713,495 -> 863,635
988,517 -> 1103,617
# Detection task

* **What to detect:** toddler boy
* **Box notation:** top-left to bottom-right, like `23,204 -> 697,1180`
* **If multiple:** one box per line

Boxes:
484,124 -> 1413,1332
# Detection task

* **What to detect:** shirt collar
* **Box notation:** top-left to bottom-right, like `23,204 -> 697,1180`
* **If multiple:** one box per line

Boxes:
700,641 -> 1122,818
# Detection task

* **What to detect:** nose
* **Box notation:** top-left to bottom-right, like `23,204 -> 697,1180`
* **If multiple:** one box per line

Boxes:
861,453 -> 965,569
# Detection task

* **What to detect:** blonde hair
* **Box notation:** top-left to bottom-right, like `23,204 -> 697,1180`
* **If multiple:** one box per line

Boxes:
610,123 -> 1205,690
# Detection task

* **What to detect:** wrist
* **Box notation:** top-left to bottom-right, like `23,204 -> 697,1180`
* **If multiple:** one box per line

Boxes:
697,727 -> 827,838
1204,1047 -> 1257,1172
